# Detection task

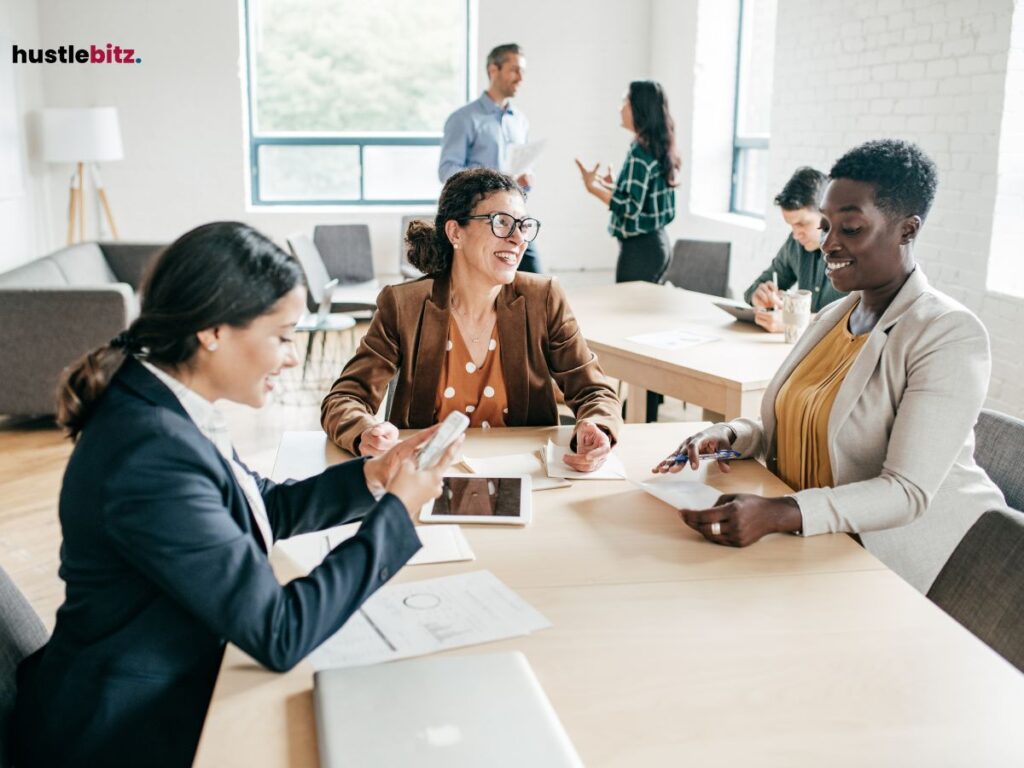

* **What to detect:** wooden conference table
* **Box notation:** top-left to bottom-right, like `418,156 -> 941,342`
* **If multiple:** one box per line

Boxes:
195,423 -> 1024,767
565,282 -> 793,423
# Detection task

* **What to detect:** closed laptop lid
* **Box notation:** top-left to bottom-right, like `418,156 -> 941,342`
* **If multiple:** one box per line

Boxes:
314,651 -> 583,768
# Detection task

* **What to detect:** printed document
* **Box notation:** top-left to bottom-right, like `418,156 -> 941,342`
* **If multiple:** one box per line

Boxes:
308,570 -> 550,670
625,328 -> 717,351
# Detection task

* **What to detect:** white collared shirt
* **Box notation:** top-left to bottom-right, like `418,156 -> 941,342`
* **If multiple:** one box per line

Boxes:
141,361 -> 275,552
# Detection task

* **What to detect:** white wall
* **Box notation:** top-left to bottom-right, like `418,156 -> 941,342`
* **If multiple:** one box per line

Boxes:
768,0 -> 1024,416
29,0 -> 651,275
0,0 -> 49,273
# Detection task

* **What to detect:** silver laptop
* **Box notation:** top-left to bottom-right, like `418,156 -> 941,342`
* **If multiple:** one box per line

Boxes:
313,651 -> 584,768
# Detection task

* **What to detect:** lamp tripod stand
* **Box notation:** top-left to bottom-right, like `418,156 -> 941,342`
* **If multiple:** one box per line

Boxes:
66,163 -> 119,245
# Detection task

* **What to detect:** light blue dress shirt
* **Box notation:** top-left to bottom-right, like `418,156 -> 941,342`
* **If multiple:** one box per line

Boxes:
438,92 -> 530,182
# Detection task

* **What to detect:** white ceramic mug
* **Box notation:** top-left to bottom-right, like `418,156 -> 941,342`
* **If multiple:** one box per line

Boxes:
782,290 -> 813,343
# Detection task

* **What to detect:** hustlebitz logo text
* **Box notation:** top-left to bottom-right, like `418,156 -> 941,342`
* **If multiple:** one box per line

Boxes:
12,44 -> 141,64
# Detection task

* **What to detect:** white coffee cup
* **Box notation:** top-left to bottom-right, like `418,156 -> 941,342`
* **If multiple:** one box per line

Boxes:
782,290 -> 813,343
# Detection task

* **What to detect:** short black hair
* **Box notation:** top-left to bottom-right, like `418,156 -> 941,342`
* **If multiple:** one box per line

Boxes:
486,43 -> 521,70
829,139 -> 938,221
774,166 -> 826,211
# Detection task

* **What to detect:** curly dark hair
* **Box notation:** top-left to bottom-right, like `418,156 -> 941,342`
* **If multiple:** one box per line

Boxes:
405,168 -> 524,274
774,166 -> 826,211
629,80 -> 681,187
829,139 -> 938,221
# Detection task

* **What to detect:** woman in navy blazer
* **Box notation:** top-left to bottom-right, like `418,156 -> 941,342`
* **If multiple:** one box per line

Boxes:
13,222 -> 462,767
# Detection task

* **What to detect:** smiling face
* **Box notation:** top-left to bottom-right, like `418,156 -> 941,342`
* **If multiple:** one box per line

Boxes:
781,206 -> 823,252
448,190 -> 528,287
818,178 -> 920,294
195,285 -> 306,407
488,54 -> 525,100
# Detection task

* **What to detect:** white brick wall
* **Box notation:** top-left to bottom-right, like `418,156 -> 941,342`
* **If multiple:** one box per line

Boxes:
768,0 -> 1024,417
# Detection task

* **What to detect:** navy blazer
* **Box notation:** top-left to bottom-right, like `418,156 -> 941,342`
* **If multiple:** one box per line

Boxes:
13,358 -> 421,767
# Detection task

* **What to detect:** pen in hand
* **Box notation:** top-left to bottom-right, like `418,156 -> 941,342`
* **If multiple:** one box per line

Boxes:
670,449 -> 742,464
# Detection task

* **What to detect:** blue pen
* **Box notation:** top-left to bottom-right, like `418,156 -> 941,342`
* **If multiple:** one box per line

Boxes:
671,449 -> 742,464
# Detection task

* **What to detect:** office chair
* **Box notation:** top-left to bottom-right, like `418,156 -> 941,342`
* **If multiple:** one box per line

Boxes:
1,563 -> 48,767
311,225 -> 380,314
662,239 -> 732,298
973,408 -> 1024,511
927,509 -> 1024,673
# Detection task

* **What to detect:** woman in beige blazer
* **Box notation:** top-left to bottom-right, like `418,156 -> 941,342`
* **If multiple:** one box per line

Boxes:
654,140 -> 1005,593
322,168 -> 622,471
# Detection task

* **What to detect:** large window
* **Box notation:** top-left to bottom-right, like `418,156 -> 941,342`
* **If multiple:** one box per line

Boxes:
730,0 -> 777,217
244,0 -> 472,206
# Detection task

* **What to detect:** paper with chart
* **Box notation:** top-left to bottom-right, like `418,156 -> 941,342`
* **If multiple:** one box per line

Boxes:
461,451 -> 571,491
635,473 -> 722,510
308,570 -> 550,670
543,438 -> 628,481
626,328 -> 717,351
506,140 -> 546,177
276,524 -> 475,574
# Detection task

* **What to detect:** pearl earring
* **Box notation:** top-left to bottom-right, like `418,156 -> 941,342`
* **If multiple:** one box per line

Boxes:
453,243 -> 460,249
206,342 -> 219,352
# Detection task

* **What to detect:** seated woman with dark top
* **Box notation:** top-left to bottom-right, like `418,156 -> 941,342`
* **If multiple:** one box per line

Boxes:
13,222 -> 461,767
321,168 -> 622,472
653,140 -> 1006,594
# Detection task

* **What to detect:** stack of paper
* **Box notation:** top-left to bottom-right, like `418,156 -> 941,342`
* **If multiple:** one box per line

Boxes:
626,328 -> 717,350
543,439 -> 628,480
308,570 -> 550,670
634,473 -> 722,510
277,523 -> 475,574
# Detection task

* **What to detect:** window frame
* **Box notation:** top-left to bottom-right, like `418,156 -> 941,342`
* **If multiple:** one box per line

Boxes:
729,0 -> 771,219
242,0 -> 473,207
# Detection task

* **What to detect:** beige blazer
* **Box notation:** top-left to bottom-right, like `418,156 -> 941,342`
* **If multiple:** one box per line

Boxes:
728,267 -> 1006,593
321,272 -> 622,454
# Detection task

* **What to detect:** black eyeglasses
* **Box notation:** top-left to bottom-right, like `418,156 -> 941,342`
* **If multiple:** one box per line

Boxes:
461,212 -> 541,243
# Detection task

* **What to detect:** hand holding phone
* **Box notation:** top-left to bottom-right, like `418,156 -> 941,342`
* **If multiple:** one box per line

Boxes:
416,411 -> 470,470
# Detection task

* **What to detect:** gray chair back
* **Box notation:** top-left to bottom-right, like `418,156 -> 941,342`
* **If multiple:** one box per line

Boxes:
974,408 -> 1024,511
313,224 -> 375,285
927,509 -> 1024,673
1,564 -> 48,766
287,234 -> 333,314
663,239 -> 732,298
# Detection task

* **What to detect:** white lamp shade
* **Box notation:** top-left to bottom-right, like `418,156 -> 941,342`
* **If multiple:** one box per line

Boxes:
41,107 -> 123,163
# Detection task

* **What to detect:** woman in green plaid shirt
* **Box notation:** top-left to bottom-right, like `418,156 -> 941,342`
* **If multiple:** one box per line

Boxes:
576,80 -> 680,283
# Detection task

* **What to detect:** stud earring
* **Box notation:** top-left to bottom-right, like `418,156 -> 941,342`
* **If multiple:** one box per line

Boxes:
453,243 -> 460,249
206,342 -> 219,352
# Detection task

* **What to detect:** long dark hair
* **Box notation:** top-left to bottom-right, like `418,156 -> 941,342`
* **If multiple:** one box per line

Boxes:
405,168 -> 524,274
56,221 -> 305,440
628,80 -> 681,187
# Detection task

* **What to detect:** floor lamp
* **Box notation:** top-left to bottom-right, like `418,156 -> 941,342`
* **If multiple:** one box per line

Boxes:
41,107 -> 124,244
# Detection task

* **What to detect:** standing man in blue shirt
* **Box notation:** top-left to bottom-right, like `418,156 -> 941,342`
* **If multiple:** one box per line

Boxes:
439,43 -> 542,273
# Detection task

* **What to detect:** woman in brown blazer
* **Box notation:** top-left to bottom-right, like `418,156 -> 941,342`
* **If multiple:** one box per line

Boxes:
322,168 -> 622,472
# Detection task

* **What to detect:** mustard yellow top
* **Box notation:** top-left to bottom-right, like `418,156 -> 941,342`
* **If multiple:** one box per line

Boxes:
435,318 -> 508,429
775,304 -> 869,491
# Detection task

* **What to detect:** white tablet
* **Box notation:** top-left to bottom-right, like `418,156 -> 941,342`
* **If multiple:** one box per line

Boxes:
419,473 -> 532,526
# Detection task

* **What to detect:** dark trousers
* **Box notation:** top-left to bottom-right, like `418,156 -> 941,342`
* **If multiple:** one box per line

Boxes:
615,228 -> 671,284
616,228 -> 670,421
518,241 -> 542,274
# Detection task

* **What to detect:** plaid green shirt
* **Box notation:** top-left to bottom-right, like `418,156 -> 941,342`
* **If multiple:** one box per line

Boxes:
608,141 -> 676,239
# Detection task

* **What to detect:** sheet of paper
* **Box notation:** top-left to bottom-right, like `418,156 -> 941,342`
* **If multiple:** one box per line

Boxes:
635,474 -> 722,510
461,451 -> 571,491
625,328 -> 717,351
543,439 -> 628,481
308,570 -> 550,670
276,524 -> 475,574
506,139 -> 546,177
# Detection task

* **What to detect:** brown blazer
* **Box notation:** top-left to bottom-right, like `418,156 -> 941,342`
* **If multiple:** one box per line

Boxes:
321,272 -> 622,453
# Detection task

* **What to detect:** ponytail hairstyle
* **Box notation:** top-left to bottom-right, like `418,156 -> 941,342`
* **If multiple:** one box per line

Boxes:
56,221 -> 304,440
628,80 -> 681,187
405,168 -> 524,274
